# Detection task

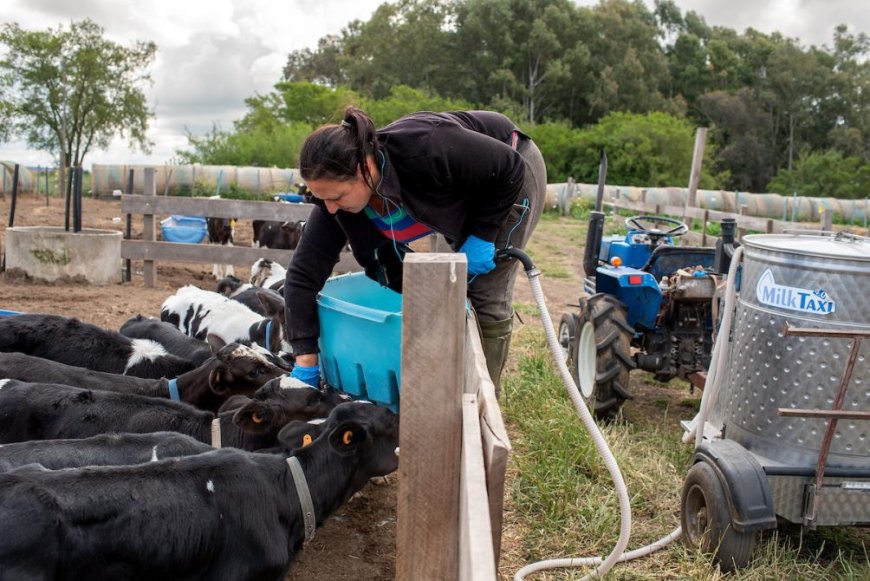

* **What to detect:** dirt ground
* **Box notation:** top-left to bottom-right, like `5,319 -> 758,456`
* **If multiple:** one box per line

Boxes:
0,193 -> 676,580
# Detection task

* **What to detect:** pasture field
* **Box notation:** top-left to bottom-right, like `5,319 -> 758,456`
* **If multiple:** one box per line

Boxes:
0,194 -> 867,579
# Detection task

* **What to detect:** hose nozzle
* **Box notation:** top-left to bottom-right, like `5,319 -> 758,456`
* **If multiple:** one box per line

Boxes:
497,247 -> 535,272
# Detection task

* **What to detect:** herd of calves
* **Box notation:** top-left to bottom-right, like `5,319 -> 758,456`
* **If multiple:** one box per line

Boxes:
0,257 -> 399,581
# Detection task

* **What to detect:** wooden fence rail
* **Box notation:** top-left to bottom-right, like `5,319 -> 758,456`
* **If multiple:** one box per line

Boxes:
120,169 -> 356,287
608,195 -> 834,246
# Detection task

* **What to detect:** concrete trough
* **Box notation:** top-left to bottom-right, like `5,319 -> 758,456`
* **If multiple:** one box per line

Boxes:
5,227 -> 122,285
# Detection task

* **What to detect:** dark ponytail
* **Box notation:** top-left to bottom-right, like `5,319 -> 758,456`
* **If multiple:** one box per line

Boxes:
299,106 -> 380,189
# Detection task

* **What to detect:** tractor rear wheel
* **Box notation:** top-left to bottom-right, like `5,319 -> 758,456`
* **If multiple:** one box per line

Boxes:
568,294 -> 635,419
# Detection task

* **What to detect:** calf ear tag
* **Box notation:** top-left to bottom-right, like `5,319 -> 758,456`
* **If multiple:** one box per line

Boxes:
302,434 -> 313,447
342,430 -> 353,445
251,412 -> 264,424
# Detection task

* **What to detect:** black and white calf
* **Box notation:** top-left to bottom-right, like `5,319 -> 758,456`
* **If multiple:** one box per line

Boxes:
0,401 -> 398,581
0,432 -> 211,472
120,314 -> 213,365
232,376 -> 349,437
207,216 -> 236,280
253,220 -> 305,250
161,285 -> 289,354
0,313 -> 196,379
0,338 -> 289,413
223,286 -> 285,317
0,379 -> 344,449
250,258 -> 287,292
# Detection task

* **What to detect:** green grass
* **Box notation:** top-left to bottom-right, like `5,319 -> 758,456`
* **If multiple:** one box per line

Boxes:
498,214 -> 870,579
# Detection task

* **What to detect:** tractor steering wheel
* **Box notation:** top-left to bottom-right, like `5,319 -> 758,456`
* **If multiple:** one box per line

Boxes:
625,215 -> 689,239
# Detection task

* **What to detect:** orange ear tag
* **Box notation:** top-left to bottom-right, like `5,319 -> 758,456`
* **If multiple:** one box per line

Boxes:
342,430 -> 353,445
302,434 -> 313,447
251,413 -> 264,424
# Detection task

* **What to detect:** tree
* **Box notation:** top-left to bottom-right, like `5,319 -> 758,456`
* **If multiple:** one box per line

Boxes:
698,89 -> 775,192
0,19 -> 155,193
564,111 -> 719,188
767,149 -> 870,199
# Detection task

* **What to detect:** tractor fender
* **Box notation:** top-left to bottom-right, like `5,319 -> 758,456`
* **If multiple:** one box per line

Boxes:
692,439 -> 777,533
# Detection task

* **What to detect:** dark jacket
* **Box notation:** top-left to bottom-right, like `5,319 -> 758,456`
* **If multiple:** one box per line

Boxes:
285,111 -> 527,355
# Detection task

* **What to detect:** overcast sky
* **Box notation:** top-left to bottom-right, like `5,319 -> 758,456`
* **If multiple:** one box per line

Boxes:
0,0 -> 866,168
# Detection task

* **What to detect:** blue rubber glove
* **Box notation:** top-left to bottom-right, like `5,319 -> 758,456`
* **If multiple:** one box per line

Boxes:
459,235 -> 496,276
290,364 -> 321,388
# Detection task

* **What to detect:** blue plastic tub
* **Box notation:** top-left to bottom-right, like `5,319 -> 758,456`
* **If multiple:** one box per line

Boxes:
160,215 -> 207,244
317,272 -> 402,411
0,310 -> 22,316
273,193 -> 305,203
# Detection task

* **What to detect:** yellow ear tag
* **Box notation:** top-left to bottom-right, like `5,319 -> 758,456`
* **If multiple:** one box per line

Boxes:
342,430 -> 353,445
251,413 -> 264,424
302,434 -> 313,447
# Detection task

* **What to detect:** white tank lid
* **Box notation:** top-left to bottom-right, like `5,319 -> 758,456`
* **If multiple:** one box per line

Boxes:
743,232 -> 870,261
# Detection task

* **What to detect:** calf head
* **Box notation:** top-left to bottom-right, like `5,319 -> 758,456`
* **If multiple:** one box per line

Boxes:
303,401 -> 400,480
233,376 -> 346,433
277,418 -> 326,453
250,258 -> 276,287
216,275 -> 245,296
280,220 -> 304,250
207,340 -> 289,398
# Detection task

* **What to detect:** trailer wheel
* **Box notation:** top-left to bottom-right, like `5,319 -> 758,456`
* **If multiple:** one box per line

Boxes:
558,313 -> 578,363
681,461 -> 756,572
568,294 -> 634,420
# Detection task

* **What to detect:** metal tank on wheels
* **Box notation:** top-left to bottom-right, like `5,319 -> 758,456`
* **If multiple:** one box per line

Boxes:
680,231 -> 870,572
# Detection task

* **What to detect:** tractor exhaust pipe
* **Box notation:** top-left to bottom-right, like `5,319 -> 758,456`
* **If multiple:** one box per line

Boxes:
583,150 -> 608,278
713,217 -> 739,274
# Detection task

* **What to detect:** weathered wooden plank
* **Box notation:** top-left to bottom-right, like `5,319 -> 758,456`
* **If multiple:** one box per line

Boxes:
459,393 -> 497,581
397,254 -> 467,581
121,194 -> 313,222
121,240 -> 358,272
605,199 -> 827,235
464,316 -> 511,564
142,169 -> 157,286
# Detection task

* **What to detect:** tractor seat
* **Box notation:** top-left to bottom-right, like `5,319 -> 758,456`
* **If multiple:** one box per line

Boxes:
642,245 -> 716,281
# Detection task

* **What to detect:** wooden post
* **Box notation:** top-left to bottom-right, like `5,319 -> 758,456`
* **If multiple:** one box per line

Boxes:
821,208 -> 833,232
397,253 -> 467,581
683,128 -> 707,230
766,218 -> 774,233
143,168 -> 157,287
737,204 -> 748,242
125,169 -> 134,282
701,209 -> 710,246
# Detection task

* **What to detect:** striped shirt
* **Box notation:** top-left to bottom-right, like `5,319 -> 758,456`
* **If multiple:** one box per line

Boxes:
363,203 -> 433,243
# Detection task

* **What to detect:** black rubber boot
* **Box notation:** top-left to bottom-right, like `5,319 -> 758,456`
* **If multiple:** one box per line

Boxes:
478,316 -> 513,398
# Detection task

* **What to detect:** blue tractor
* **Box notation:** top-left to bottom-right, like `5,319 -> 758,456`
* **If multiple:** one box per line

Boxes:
559,153 -> 737,418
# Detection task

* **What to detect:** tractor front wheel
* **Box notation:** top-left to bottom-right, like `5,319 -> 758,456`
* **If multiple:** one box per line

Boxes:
568,294 -> 635,420
558,313 -> 579,363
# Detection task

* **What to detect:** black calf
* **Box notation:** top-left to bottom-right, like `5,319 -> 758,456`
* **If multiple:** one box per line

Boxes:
0,380 -> 342,450
0,313 -> 195,379
0,402 -> 399,581
120,314 -> 212,365
0,432 -> 211,472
